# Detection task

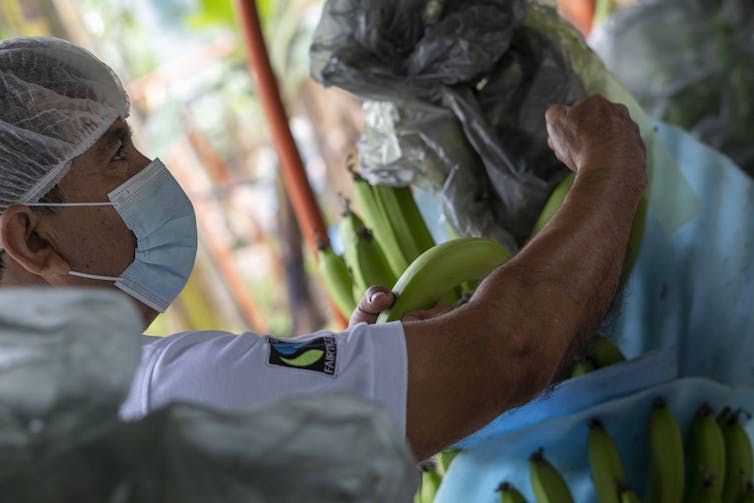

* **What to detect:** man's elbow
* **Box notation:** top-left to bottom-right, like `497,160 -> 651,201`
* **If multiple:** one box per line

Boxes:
483,312 -> 572,408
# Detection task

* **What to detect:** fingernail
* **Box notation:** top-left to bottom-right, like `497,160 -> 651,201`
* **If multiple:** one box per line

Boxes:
369,291 -> 387,303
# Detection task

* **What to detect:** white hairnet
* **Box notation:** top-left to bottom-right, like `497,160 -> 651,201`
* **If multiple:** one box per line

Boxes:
0,36 -> 130,213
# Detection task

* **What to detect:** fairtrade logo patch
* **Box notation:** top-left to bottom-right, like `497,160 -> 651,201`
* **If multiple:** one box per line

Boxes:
267,336 -> 337,376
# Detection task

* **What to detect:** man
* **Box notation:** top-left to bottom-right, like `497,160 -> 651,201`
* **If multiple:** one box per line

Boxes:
0,37 -> 645,461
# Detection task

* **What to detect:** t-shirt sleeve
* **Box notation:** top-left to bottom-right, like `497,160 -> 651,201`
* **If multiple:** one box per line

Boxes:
120,322 -> 408,434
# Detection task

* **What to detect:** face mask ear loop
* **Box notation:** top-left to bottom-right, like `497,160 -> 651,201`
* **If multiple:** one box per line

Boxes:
69,271 -> 121,281
21,201 -> 120,280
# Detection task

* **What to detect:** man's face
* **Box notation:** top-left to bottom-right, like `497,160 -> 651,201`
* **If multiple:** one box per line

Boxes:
0,118 -> 158,327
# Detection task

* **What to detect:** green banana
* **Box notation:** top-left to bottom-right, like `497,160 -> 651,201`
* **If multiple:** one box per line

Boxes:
695,477 -> 723,503
647,398 -> 685,503
436,447 -> 461,476
739,480 -> 754,502
316,241 -> 357,318
685,403 -> 726,501
498,481 -> 528,503
372,183 -> 434,266
339,206 -> 396,294
570,358 -> 595,378
460,279 -> 480,295
350,172 -> 410,277
529,448 -> 575,503
619,488 -> 641,503
339,207 -> 366,292
390,182 -> 436,255
376,237 -> 511,323
722,411 -> 754,502
588,336 -> 626,368
531,173 -> 575,237
352,226 -> 397,295
415,464 -> 442,503
588,419 -> 627,503
621,195 -> 647,280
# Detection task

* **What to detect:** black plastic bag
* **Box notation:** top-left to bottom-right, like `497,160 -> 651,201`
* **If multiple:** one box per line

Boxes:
311,0 -> 584,246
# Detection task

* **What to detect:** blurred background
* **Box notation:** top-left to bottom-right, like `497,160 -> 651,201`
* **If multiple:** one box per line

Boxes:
0,0 -> 371,337
8,0 -> 743,338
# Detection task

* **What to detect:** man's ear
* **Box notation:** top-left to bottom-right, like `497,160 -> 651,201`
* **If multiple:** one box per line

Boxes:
0,205 -> 70,280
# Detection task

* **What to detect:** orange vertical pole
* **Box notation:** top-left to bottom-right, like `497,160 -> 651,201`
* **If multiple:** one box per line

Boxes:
233,0 -> 348,328
558,0 -> 595,37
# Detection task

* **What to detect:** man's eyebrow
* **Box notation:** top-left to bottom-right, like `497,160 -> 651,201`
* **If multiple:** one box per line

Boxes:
95,122 -> 133,158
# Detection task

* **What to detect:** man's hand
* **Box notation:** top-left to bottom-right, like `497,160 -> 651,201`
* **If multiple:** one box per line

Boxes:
545,96 -> 646,188
349,285 -> 453,327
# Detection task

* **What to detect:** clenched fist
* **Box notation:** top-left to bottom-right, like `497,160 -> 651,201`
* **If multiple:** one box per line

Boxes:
545,95 -> 646,195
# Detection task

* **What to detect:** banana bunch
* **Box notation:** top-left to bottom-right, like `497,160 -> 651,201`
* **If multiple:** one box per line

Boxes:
498,481 -> 528,503
587,419 -> 629,503
350,169 -> 435,278
318,160 -> 446,320
569,336 -> 627,379
529,448 -> 575,503
647,398 -> 685,503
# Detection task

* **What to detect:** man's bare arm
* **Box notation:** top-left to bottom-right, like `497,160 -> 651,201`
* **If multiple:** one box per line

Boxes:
402,95 -> 647,460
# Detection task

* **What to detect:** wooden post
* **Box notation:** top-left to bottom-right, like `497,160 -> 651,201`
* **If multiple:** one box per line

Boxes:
233,0 -> 348,328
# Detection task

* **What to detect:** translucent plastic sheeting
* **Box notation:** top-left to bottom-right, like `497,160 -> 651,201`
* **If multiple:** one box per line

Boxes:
2,395 -> 418,503
0,288 -> 141,473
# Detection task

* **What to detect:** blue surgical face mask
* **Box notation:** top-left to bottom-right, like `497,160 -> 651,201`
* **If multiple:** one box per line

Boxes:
26,158 -> 197,312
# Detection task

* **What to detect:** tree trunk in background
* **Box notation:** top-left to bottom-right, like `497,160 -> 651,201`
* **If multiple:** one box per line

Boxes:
276,174 -> 325,336
299,80 -> 364,225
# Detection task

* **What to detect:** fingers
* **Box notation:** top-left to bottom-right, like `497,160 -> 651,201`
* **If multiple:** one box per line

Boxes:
545,94 -> 645,177
348,285 -> 394,327
402,301 -> 454,322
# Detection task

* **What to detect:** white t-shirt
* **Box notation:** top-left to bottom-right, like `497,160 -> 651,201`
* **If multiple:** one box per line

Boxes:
120,321 -> 408,433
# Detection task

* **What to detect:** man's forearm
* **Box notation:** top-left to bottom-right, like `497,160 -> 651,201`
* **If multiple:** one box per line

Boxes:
404,165 -> 644,460
474,164 -> 645,385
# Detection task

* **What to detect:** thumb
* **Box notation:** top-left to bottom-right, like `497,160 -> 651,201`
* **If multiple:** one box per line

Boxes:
349,285 -> 395,327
